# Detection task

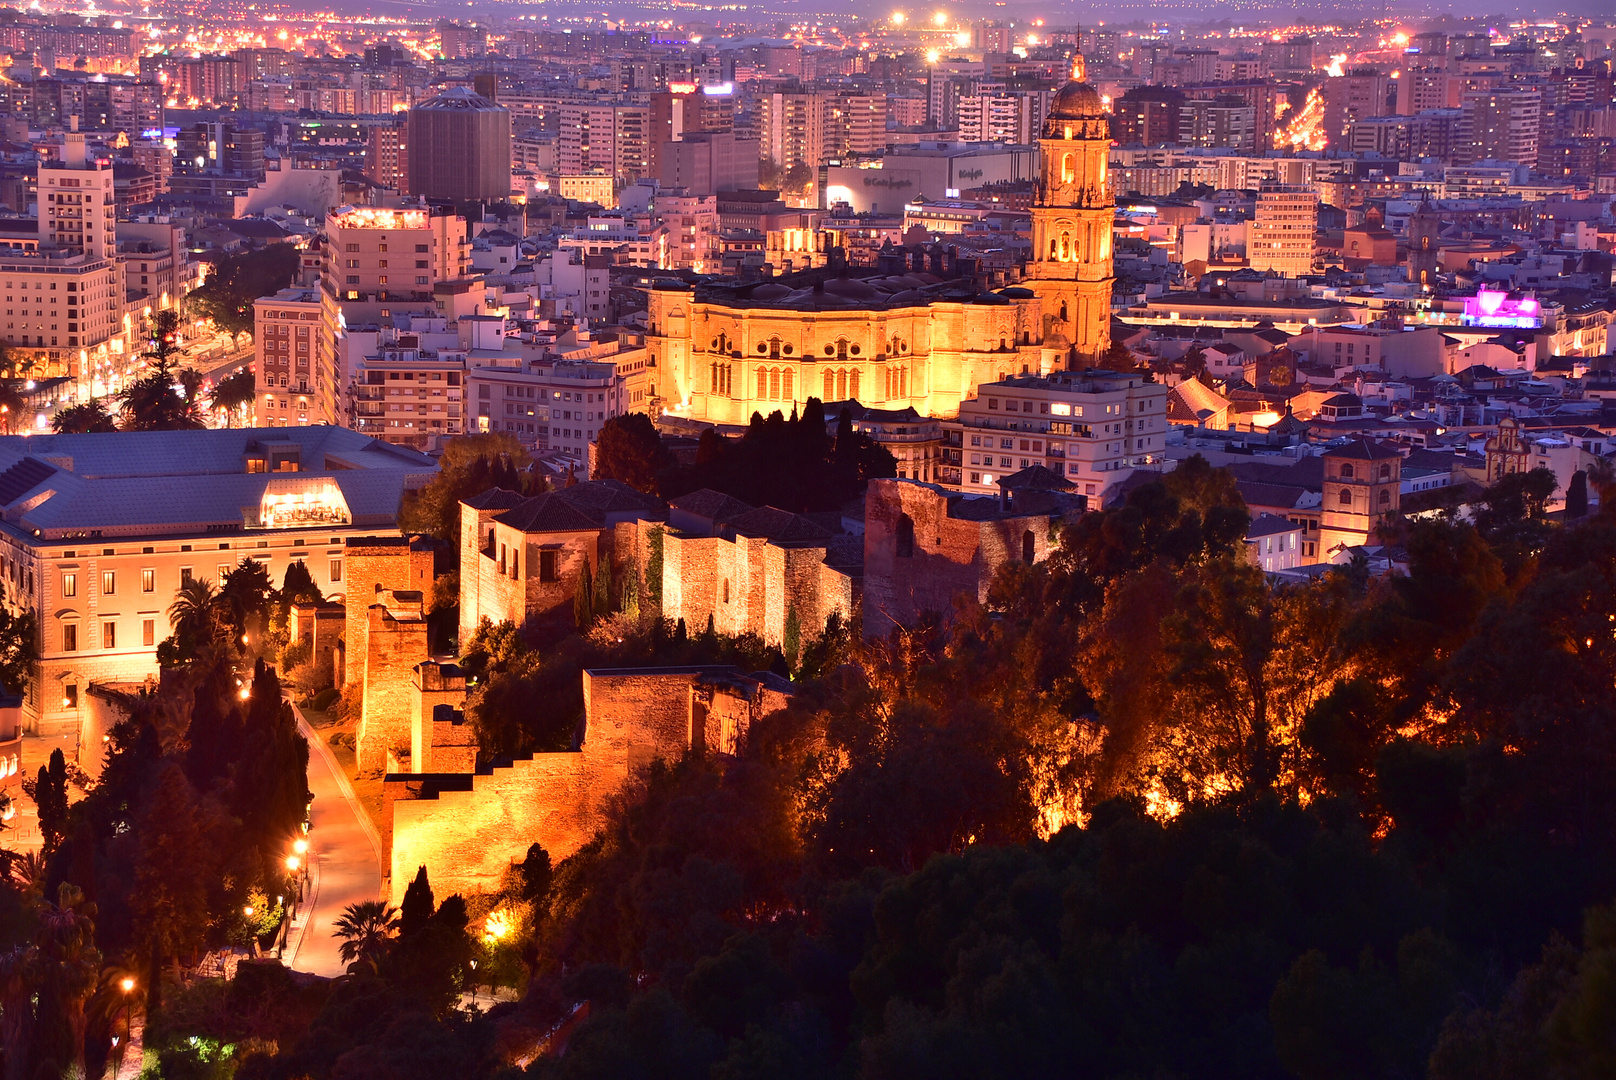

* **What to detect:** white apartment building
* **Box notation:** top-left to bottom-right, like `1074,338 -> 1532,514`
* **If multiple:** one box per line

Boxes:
1247,184 -> 1318,278
2,129 -> 124,386
942,370 -> 1169,501
466,357 -> 629,459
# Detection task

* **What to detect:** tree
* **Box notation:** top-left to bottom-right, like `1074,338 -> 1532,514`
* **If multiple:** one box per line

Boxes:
462,617 -> 527,679
186,244 -> 301,336
119,310 -> 204,431
217,558 -> 274,646
594,413 -> 674,494
280,560 -> 321,606
398,432 -> 533,547
49,400 -> 116,434
1102,338 -> 1138,370
333,900 -> 399,975
30,883 -> 102,1080
131,764 -> 211,1017
33,748 -> 69,857
0,383 -> 25,434
209,369 -> 256,426
0,585 -> 36,698
400,866 -> 435,940
162,578 -> 219,664
575,561 -> 594,630
1567,470 -> 1589,519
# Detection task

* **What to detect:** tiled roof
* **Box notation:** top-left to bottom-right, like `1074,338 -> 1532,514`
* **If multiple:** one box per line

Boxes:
552,479 -> 661,515
670,487 -> 755,521
998,463 -> 1075,491
725,506 -> 833,544
1247,512 -> 1299,539
1237,481 -> 1313,511
462,487 -> 527,511
1323,438 -> 1401,461
494,493 -> 603,533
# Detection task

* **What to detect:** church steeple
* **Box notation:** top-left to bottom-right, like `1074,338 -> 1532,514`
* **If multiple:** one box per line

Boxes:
1024,61 -> 1113,368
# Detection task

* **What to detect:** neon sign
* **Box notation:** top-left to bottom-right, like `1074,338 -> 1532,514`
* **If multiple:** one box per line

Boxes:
1461,289 -> 1542,329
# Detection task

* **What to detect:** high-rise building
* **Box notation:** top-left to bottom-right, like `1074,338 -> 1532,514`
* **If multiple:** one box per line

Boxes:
955,88 -> 1048,145
1461,88 -> 1542,167
319,204 -> 469,423
1023,61 -> 1114,367
1324,71 -> 1395,147
366,123 -> 408,193
1112,86 -> 1183,147
758,88 -> 826,171
407,87 -> 511,203
253,288 -> 323,428
1248,184 -> 1318,278
5,127 -> 123,383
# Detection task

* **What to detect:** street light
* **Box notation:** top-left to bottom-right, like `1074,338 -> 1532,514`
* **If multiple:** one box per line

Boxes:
293,838 -> 309,856
285,855 -> 300,872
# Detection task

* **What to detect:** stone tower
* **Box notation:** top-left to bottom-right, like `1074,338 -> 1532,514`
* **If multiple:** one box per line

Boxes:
1408,195 -> 1441,288
1026,58 -> 1114,369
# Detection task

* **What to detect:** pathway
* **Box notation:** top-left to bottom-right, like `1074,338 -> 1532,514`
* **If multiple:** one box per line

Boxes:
283,707 -> 384,977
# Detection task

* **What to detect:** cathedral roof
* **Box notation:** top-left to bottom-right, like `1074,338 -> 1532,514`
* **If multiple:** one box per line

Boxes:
1048,79 -> 1105,120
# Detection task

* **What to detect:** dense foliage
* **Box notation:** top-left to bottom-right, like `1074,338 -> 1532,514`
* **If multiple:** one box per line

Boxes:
8,456 -> 1616,1080
188,245 -> 302,337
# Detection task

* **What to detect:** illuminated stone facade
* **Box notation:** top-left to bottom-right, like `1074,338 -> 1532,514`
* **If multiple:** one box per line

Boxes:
1023,62 -> 1115,366
1318,439 -> 1402,559
642,69 -> 1113,425
385,666 -> 792,903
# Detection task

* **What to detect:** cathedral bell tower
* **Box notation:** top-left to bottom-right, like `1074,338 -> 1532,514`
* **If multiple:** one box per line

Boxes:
1027,58 -> 1114,369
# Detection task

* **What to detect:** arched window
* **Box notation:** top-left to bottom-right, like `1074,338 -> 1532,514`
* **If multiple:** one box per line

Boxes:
769,368 -> 781,399
1379,490 -> 1391,505
1049,238 -> 1058,259
1338,489 -> 1352,506
1061,153 -> 1074,184
781,368 -> 794,401
837,338 -> 848,360
756,368 -> 767,399
1059,301 -> 1068,321
769,336 -> 781,358
1060,233 -> 1070,260
849,369 -> 861,400
1022,530 -> 1035,564
836,369 -> 848,400
1379,464 -> 1391,480
1340,463 -> 1355,479
824,370 -> 835,400
896,513 -> 915,558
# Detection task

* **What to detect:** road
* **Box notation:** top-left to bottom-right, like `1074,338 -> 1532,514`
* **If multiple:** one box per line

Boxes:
284,709 -> 384,978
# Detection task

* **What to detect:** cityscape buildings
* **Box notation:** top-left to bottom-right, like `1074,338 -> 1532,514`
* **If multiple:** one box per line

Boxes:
0,10 -> 1615,1076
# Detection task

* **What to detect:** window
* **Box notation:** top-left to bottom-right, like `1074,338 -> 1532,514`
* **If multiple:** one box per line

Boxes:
896,513 -> 915,558
102,570 -> 114,594
103,621 -> 116,649
330,559 -> 342,582
142,619 -> 155,647
1339,463 -> 1355,479
539,549 -> 557,582
62,623 -> 77,652
1338,489 -> 1353,505
63,684 -> 78,709
180,567 -> 193,587
62,572 -> 76,597
218,565 -> 231,585
1022,530 -> 1035,564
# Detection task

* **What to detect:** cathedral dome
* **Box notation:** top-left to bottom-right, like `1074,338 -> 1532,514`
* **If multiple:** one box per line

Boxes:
1048,79 -> 1104,121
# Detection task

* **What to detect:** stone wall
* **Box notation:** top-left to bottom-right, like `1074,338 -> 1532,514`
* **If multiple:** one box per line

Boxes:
410,661 -> 470,773
863,478 -> 1057,638
344,537 -> 434,688
659,526 -> 855,648
385,666 -> 791,904
357,591 -> 428,774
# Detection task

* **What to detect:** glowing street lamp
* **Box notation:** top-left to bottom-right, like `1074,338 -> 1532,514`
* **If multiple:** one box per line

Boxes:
285,855 -> 300,872
293,838 -> 309,856
932,10 -> 947,26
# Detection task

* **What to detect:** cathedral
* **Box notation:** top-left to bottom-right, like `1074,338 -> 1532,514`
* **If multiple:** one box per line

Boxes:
643,63 -> 1113,425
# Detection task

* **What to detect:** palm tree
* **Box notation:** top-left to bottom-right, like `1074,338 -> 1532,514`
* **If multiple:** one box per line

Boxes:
333,900 -> 398,974
210,369 -> 256,427
168,578 -> 219,652
51,399 -> 118,434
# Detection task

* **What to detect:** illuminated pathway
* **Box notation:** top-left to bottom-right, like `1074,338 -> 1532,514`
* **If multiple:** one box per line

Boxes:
284,707 -> 385,978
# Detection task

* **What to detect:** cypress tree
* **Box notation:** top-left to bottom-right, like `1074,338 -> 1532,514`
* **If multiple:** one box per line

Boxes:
593,556 -> 613,619
574,561 -> 594,630
400,865 -> 435,939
